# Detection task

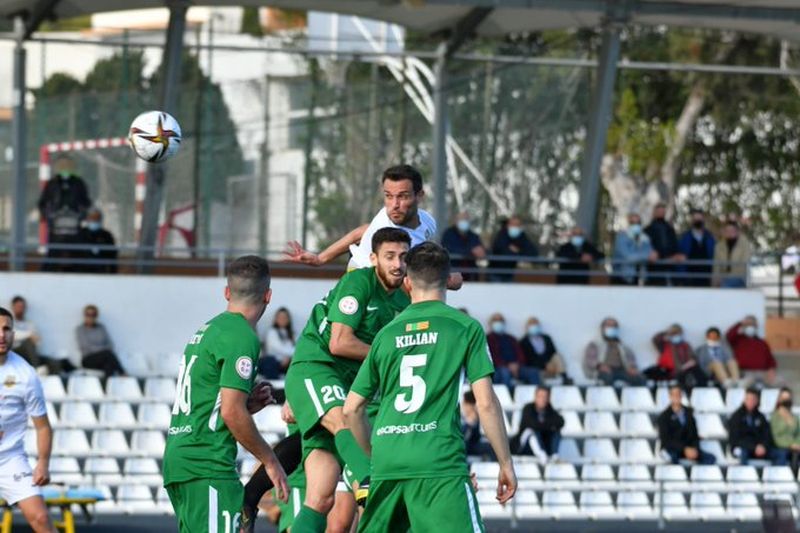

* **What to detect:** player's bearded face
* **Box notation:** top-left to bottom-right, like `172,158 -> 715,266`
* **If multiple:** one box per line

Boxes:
0,317 -> 13,356
383,179 -> 420,225
374,243 -> 409,289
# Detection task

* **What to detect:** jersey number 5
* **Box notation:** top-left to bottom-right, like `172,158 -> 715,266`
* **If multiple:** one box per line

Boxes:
172,355 -> 199,416
394,354 -> 427,414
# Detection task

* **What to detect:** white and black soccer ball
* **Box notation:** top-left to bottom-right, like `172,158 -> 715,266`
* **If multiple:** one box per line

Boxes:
128,110 -> 182,163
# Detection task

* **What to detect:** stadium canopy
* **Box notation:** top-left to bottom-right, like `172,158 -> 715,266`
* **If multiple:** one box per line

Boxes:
4,1 -> 800,270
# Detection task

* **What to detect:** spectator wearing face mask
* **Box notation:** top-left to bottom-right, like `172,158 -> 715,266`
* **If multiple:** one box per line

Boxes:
712,221 -> 752,288
518,317 -> 569,383
678,209 -> 716,287
76,207 -> 118,274
441,212 -> 487,281
583,317 -> 644,385
486,312 -> 534,388
695,327 -> 740,387
646,323 -> 707,390
727,316 -> 777,386
489,216 -> 538,282
771,388 -> 800,474
613,213 -> 657,285
555,227 -> 605,285
644,202 -> 685,286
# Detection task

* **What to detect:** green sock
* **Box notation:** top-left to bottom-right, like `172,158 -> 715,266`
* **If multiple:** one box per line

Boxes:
334,429 -> 371,483
291,505 -> 326,533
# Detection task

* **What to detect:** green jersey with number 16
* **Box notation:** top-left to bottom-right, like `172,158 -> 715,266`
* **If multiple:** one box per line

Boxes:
162,311 -> 260,485
350,300 -> 495,481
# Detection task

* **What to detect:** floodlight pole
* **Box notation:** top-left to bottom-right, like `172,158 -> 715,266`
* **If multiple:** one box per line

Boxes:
10,17 -> 27,272
575,19 -> 623,237
137,0 -> 188,272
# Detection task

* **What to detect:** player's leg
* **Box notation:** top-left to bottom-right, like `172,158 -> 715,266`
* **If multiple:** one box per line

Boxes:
326,484 -> 357,533
1,455 -> 55,533
171,479 -> 245,533
16,496 -> 55,533
356,480 -> 410,533
292,449 -> 341,533
404,476 -> 486,533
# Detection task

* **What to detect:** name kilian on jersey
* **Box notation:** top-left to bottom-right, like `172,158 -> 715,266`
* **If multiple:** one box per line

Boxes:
395,331 -> 438,349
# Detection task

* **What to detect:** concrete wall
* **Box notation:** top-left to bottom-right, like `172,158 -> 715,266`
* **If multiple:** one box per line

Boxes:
0,272 -> 765,380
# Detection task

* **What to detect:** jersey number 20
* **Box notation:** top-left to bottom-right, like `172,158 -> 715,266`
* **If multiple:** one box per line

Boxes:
172,355 -> 198,416
394,354 -> 427,414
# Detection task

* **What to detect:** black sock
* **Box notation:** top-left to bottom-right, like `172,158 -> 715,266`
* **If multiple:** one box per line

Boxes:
243,431 -> 303,509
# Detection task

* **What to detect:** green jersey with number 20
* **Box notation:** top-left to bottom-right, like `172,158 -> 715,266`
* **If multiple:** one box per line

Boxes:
163,311 -> 260,485
350,300 -> 495,481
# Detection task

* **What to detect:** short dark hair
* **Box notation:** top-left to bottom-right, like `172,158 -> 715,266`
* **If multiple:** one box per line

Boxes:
0,307 -> 13,324
706,327 -> 721,336
536,386 -> 551,396
226,255 -> 271,305
690,208 -> 704,216
405,242 -> 450,290
463,391 -> 476,404
382,164 -> 423,194
725,220 -> 739,229
669,383 -> 682,394
84,304 -> 98,315
371,227 -> 411,253
745,386 -> 760,398
11,296 -> 24,305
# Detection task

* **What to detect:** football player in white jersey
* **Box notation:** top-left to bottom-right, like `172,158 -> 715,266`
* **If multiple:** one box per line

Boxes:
0,307 -> 56,533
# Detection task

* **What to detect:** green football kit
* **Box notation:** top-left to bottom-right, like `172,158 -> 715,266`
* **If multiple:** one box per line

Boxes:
163,311 -> 260,533
350,300 -> 495,533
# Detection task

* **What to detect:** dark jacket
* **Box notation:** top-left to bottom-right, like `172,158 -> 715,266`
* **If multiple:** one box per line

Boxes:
442,226 -> 484,278
489,230 -> 538,275
645,219 -> 679,259
37,175 -> 91,240
76,228 -> 118,274
518,403 -> 564,436
728,405 -> 772,453
657,406 -> 700,454
519,334 -> 558,370
486,332 -> 525,368
555,241 -> 605,284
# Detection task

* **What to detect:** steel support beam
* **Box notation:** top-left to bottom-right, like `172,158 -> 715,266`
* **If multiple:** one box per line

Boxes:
575,20 -> 622,237
137,1 -> 187,272
10,16 -> 27,271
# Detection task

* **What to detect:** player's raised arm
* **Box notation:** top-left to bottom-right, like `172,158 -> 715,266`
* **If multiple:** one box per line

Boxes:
284,224 -> 369,266
220,387 -> 288,501
31,415 -> 53,486
472,377 -> 517,504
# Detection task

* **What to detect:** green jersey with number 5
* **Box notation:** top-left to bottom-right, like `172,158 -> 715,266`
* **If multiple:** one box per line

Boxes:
163,311 -> 260,485
350,300 -> 495,481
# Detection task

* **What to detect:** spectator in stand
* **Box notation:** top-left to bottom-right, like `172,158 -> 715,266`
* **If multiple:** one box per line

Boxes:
555,227 -> 605,285
613,213 -> 657,285
583,317 -> 645,385
486,313 -> 535,388
512,387 -> 564,464
695,327 -> 740,387
10,296 -> 75,374
770,387 -> 800,474
728,387 -> 778,465
441,212 -> 487,281
75,304 -> 125,377
259,307 -> 295,379
678,209 -> 716,287
489,216 -> 538,283
645,202 -> 685,286
727,316 -> 777,386
648,324 -> 707,390
38,154 -> 92,272
712,221 -> 752,288
657,384 -> 716,465
518,317 -> 569,384
461,391 -> 494,459
75,207 -> 118,274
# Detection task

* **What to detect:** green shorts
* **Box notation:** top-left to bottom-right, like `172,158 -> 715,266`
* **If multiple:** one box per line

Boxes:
284,361 -> 358,459
358,476 -> 485,533
166,478 -> 244,533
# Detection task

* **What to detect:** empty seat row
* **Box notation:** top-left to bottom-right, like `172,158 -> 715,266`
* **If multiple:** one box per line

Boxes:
43,375 -> 177,403
25,429 -> 166,457
32,402 -> 172,429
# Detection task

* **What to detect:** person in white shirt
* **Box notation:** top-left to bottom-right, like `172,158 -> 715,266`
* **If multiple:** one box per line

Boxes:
0,307 -> 56,533
10,296 -> 75,375
259,307 -> 296,378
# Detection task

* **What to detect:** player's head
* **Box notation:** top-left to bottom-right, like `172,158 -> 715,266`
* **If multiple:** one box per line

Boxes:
83,304 -> 99,326
381,165 -> 423,225
225,255 -> 272,319
370,228 -> 411,290
669,384 -> 683,409
403,241 -> 450,294
11,295 -> 26,319
0,307 -> 14,357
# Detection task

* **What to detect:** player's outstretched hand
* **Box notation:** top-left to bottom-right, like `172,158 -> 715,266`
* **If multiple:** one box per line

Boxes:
281,402 -> 296,424
496,461 -> 517,505
32,461 -> 50,486
446,272 -> 463,291
284,241 -> 322,266
247,381 -> 275,414
264,452 -> 289,503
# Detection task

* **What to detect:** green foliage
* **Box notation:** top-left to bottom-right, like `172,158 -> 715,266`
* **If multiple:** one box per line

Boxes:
39,15 -> 92,32
241,7 -> 263,37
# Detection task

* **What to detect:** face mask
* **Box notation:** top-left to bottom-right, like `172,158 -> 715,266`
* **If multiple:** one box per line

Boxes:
571,235 -> 585,248
491,321 -> 506,334
508,226 -> 522,239
56,172 -> 74,180
670,334 -> 683,345
692,221 -> 705,230
781,399 -> 793,409
603,327 -> 619,340
744,325 -> 757,337
456,220 -> 470,233
629,224 -> 642,236
527,324 -> 542,336
706,339 -> 720,347
87,221 -> 101,231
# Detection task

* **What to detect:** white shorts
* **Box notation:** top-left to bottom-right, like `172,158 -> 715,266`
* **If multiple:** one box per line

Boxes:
0,454 -> 42,505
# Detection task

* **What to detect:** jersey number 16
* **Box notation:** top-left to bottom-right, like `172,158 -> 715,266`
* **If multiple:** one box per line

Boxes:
172,355 -> 198,416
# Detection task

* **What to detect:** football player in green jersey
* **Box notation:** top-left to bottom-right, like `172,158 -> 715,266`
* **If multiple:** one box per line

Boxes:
285,227 -> 412,533
344,242 -> 517,532
163,255 -> 289,533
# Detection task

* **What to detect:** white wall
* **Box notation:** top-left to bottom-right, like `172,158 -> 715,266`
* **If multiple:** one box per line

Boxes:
0,273 -> 764,380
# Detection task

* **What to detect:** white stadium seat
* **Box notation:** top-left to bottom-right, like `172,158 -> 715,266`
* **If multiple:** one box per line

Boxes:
583,412 -> 619,438
556,438 -> 582,464
543,464 -> 580,491
155,486 -> 175,515
699,440 -> 727,464
762,466 -> 798,494
513,385 -> 537,408
54,429 -> 91,456
492,384 -> 514,412
690,465 -> 726,492
580,490 -> 616,520
550,386 -> 584,411
618,465 -> 655,491
654,464 -> 689,492
252,405 -> 286,434
690,388 -> 725,413
695,414 -> 727,440
123,458 -> 162,485
621,387 -> 656,413
759,388 -> 779,414
560,411 -> 584,437
725,387 -> 744,413
585,387 -> 620,411
515,462 -> 542,490
619,412 -> 656,438
655,387 -> 672,412
84,457 -> 123,485
512,489 -> 541,518
542,490 -> 582,520
653,492 -> 692,521
619,439 -> 655,464
143,377 -> 176,403
138,403 -> 172,429
106,376 -> 143,402
726,465 -> 762,492
60,401 -> 98,428
581,464 -> 616,490
49,457 -> 85,485
117,484 -> 154,513
617,491 -> 656,520
727,493 -> 763,521
583,438 -> 618,463
131,430 -> 166,457
690,492 -> 727,521
471,461 -> 499,480
67,375 -> 105,401
92,429 -> 131,456
98,403 -> 137,429
42,375 -> 66,401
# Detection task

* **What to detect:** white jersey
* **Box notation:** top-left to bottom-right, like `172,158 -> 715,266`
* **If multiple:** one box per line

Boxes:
348,208 -> 437,269
0,352 -> 46,459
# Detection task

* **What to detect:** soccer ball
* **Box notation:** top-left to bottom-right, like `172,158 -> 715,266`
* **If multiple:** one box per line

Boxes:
128,110 -> 182,163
